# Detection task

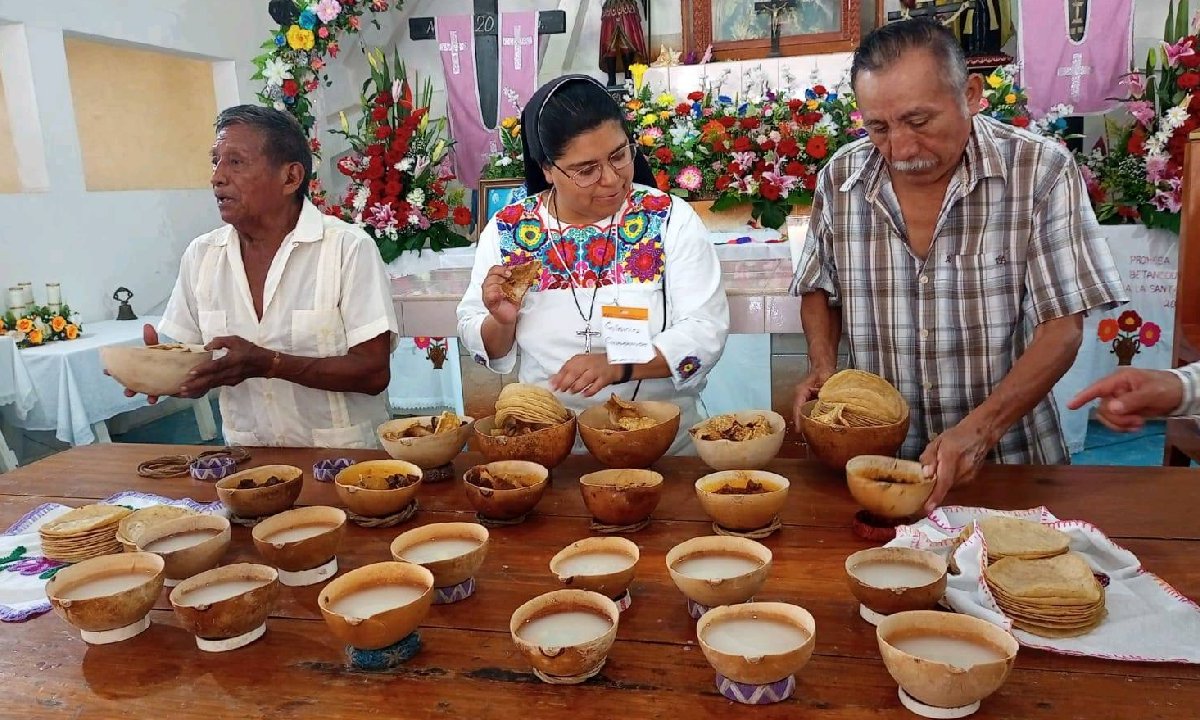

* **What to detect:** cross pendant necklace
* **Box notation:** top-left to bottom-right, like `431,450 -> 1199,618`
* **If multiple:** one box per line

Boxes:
549,189 -> 619,355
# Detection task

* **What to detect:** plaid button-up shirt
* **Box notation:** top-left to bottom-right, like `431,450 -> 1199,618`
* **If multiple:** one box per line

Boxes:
791,115 -> 1127,464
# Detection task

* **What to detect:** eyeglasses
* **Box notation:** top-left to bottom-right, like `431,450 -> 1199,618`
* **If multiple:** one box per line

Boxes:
555,143 -> 636,188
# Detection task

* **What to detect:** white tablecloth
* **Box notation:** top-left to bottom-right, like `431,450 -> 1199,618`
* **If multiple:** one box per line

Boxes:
1,318 -> 158,445
0,337 -> 35,418
1054,225 -> 1179,454
388,337 -> 465,415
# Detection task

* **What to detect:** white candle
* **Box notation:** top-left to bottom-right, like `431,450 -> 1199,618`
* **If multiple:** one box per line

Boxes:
7,287 -> 22,309
46,283 -> 61,305
17,283 -> 32,306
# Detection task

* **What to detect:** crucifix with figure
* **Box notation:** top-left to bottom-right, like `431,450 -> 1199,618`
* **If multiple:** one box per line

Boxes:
409,0 -> 566,128
755,0 -> 797,58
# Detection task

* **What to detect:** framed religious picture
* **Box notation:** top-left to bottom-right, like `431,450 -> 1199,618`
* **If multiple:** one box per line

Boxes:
476,177 -> 528,230
683,0 -> 861,61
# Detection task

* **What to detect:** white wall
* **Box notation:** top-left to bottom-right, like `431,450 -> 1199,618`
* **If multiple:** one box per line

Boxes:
0,0 -> 271,322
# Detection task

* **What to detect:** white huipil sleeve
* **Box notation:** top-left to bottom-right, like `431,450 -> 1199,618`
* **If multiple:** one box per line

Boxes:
158,238 -> 206,345
457,220 -> 517,374
652,198 -> 730,389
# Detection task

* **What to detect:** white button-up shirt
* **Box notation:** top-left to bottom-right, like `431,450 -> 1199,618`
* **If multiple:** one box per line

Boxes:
160,200 -> 398,448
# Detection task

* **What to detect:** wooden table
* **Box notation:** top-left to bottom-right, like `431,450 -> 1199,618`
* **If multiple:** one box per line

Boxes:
3,444 -> 1199,719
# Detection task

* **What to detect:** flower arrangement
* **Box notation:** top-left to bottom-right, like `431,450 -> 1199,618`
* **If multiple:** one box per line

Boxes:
1097,309 -> 1162,366
328,50 -> 472,263
2,305 -> 82,348
623,75 -> 864,229
1083,0 -> 1196,233
482,115 -> 526,180
252,0 -> 403,138
252,1 -> 405,206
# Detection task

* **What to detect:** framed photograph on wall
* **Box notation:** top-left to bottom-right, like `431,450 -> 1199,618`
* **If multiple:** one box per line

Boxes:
683,0 -> 861,61
477,178 -> 528,229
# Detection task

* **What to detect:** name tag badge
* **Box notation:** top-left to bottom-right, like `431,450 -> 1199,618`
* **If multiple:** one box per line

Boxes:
601,305 -> 655,364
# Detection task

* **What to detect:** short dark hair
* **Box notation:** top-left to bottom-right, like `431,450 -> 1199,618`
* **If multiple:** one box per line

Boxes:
214,105 -> 312,200
850,18 -> 967,95
527,79 -> 625,168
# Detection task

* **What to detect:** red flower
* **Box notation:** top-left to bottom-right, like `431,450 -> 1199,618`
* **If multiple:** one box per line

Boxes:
1097,318 -> 1119,342
759,139 -> 776,152
655,147 -> 674,163
806,136 -> 828,159
547,240 -> 577,271
813,84 -> 827,95
413,337 -> 432,350
788,99 -> 804,111
740,117 -> 761,130
777,138 -> 800,158
1127,127 -> 1146,156
328,42 -> 340,58
1182,52 -> 1200,69
372,106 -> 389,121
1117,310 -> 1142,332
376,125 -> 393,140
585,236 -> 616,267
784,160 -> 805,177
1116,204 -> 1141,220
676,102 -> 693,115
688,91 -> 705,102
1139,321 -> 1162,347
304,79 -> 319,93
384,180 -> 402,199
454,206 -> 472,225
804,112 -> 823,125
717,116 -> 736,129
366,143 -> 384,157
282,79 -> 299,97
643,194 -> 671,212
732,136 -> 753,152
496,204 -> 523,225
803,174 -> 817,190
760,182 -> 782,201
1180,72 -> 1200,90
1012,115 -> 1030,128
309,137 -> 322,153
655,170 -> 670,192
715,175 -> 733,191
427,199 -> 449,221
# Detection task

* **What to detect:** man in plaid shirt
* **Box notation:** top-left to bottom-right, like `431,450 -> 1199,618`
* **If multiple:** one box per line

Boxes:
790,19 -> 1127,512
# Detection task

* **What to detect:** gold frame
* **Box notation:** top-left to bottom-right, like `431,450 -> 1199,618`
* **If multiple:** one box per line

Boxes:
683,0 -> 861,61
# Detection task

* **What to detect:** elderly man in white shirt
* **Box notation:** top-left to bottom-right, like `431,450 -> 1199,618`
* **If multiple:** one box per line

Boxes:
138,105 -> 397,448
1068,362 -> 1200,431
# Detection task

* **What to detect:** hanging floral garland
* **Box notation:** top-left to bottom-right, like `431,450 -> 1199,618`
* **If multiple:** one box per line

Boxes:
251,0 -> 406,202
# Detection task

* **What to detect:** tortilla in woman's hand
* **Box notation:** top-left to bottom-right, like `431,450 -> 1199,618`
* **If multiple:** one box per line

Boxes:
500,260 -> 542,305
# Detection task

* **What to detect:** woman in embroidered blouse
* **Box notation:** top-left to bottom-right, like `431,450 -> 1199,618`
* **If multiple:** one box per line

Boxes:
457,75 -> 730,453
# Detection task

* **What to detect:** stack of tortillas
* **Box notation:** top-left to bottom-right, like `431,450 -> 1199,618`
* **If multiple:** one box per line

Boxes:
494,383 -> 571,434
974,516 -> 1106,637
40,504 -> 132,563
116,505 -> 197,551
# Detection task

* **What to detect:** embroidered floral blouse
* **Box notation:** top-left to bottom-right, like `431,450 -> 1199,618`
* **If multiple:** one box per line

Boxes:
457,185 -> 729,430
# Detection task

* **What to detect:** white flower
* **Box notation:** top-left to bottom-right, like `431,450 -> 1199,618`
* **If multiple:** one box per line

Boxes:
407,188 -> 425,206
352,185 -> 370,211
1166,104 -> 1190,129
263,58 -> 293,88
394,158 -> 414,173
1145,136 -> 1166,157
499,156 -> 513,166
273,100 -> 286,111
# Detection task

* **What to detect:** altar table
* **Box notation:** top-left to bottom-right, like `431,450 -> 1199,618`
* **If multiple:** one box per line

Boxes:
1,444 -> 1197,718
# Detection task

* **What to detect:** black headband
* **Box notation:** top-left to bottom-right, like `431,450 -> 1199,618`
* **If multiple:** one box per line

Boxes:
521,74 -> 655,194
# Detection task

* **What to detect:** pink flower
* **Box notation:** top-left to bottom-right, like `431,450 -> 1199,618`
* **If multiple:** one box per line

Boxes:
368,202 -> 398,229
1145,155 -> 1171,183
1163,38 -> 1195,68
762,170 -> 799,194
349,15 -> 361,29
311,56 -> 325,71
979,97 -> 990,110
1128,100 -> 1156,127
316,0 -> 342,22
1120,72 -> 1146,99
1151,185 -> 1182,213
1139,321 -> 1162,348
731,151 -> 758,169
676,165 -> 703,191
318,26 -> 330,38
